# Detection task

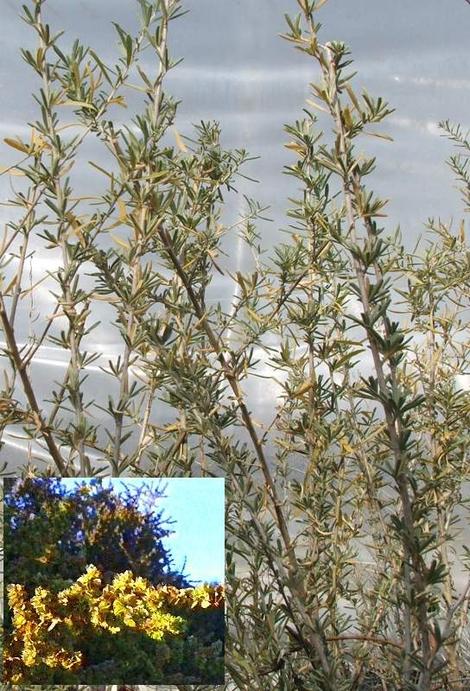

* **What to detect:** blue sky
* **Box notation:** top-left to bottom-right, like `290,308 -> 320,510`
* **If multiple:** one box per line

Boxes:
61,478 -> 225,585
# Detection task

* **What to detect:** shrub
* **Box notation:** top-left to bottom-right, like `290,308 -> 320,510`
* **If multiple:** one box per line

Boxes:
4,477 -> 189,594
4,565 -> 224,684
0,0 -> 469,688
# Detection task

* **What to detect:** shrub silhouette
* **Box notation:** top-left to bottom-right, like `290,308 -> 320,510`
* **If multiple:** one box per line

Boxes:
4,477 -> 189,594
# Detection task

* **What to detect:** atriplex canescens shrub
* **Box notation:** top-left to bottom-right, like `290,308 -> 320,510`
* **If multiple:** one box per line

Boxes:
0,0 -> 469,689
4,565 -> 224,684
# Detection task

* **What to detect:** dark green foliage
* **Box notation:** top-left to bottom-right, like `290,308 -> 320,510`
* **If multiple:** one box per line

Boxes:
20,625 -> 224,685
4,477 -> 188,594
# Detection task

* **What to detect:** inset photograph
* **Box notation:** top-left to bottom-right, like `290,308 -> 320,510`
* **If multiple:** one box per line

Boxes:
2,476 -> 224,685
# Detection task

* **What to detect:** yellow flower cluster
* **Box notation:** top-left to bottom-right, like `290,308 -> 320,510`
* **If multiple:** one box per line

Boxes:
4,583 -> 83,683
4,565 -> 224,683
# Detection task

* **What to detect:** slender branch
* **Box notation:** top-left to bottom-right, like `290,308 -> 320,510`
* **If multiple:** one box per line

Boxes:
323,42 -> 423,682
327,634 -> 403,651
0,293 -> 67,474
111,2 -> 169,475
157,224 -> 334,681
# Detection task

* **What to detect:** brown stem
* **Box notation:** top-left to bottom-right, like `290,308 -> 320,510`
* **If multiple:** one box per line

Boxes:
0,293 -> 67,474
157,224 -> 334,681
327,633 -> 403,650
323,42 -> 433,685
111,4 -> 170,475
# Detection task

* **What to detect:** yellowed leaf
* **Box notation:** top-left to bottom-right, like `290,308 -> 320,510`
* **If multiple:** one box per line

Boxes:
173,127 -> 188,152
317,240 -> 332,259
342,106 -> 354,129
345,83 -> 361,113
339,437 -> 354,454
363,130 -> 394,142
66,213 -> 88,248
117,199 -> 128,223
102,219 -> 122,231
109,95 -> 127,108
29,128 -> 49,155
305,98 -> 329,114
58,99 -> 96,110
0,166 -> 26,176
89,293 -> 121,303
164,423 -> 183,433
246,307 -> 264,324
3,137 -> 30,154
2,274 -> 18,295
284,141 -> 305,155
291,380 -> 314,398
110,234 -> 130,250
